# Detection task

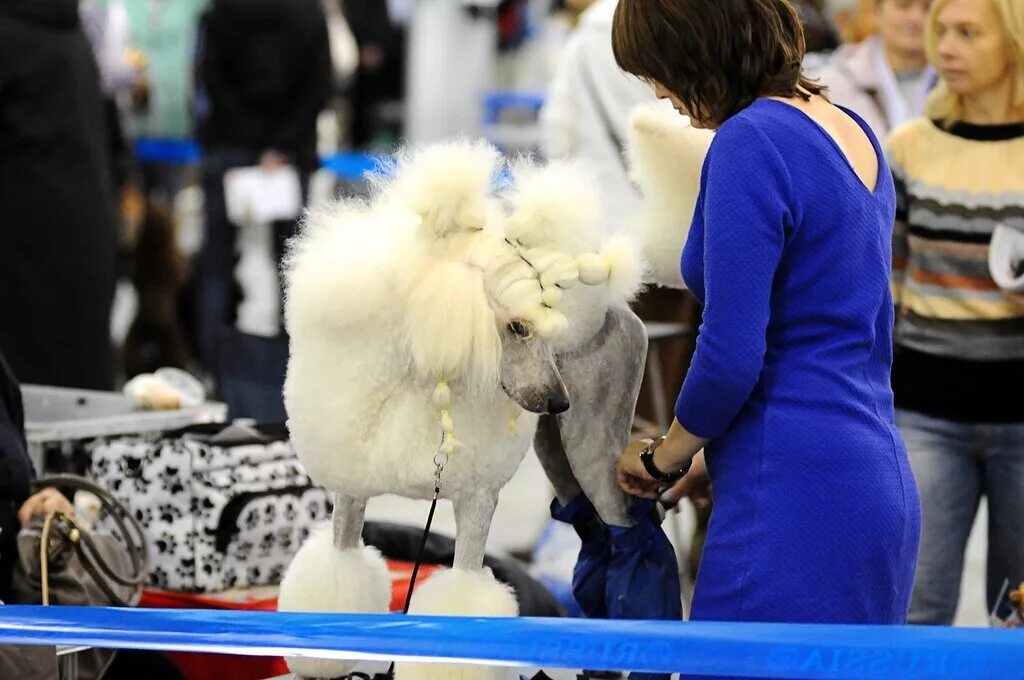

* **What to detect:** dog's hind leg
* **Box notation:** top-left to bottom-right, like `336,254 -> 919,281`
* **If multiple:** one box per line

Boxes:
332,492 -> 367,549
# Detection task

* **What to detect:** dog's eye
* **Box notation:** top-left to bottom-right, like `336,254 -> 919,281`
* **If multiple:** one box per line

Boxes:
508,321 -> 530,337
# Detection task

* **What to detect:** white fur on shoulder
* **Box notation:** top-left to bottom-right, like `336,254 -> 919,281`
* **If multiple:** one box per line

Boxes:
395,568 -> 519,680
626,101 -> 714,289
284,201 -> 416,339
278,524 -> 391,678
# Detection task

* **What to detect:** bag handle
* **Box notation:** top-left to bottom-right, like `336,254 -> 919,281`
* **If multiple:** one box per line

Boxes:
33,475 -> 150,602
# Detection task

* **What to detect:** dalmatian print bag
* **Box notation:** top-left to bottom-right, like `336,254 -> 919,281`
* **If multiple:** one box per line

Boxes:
89,423 -> 331,592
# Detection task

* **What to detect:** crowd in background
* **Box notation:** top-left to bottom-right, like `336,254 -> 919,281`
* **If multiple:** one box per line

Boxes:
0,0 -> 1022,628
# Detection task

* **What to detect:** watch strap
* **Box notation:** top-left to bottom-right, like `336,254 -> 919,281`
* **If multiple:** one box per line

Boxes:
639,436 -> 691,483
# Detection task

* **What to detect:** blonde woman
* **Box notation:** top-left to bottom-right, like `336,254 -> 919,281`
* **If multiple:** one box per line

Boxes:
886,0 -> 1024,624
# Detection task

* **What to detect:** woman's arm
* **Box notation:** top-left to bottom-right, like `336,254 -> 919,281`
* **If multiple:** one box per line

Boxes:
618,117 -> 791,495
673,119 -> 791,438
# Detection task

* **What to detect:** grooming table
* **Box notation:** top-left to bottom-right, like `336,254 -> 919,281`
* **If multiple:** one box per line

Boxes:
21,384 -> 227,473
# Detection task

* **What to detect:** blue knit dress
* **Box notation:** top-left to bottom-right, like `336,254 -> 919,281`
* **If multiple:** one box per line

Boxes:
677,99 -> 921,626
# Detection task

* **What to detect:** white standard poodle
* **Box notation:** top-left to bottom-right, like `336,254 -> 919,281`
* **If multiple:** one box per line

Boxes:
278,140 -> 644,680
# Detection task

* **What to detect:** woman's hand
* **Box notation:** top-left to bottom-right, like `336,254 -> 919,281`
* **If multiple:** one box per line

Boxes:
17,488 -> 74,524
661,451 -> 711,508
617,419 -> 709,499
616,439 -> 663,499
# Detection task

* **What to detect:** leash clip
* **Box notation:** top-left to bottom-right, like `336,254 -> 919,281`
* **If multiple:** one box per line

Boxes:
432,432 -> 448,493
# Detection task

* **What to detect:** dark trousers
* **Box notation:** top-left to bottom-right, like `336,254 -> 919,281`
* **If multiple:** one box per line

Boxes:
195,148 -> 308,371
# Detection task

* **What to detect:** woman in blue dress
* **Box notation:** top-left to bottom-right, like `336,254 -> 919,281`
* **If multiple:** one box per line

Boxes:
613,0 -> 921,626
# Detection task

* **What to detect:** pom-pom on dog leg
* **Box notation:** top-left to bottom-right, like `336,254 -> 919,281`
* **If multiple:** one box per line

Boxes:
278,494 -> 390,679
395,568 -> 519,680
395,491 -> 519,680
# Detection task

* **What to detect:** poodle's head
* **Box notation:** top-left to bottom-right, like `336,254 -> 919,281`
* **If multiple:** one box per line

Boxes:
399,234 -> 571,418
394,146 -> 647,423
500,158 -> 647,350
385,143 -> 575,429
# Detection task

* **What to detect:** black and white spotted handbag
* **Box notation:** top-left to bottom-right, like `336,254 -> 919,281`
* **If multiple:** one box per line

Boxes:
89,422 -> 331,592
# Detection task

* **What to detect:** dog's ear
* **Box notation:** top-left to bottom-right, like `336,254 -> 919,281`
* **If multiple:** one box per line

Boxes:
626,102 -> 714,289
538,307 -> 647,528
402,258 -> 501,396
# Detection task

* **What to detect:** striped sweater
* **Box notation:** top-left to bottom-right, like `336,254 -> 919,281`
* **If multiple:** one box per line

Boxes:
886,117 -> 1024,421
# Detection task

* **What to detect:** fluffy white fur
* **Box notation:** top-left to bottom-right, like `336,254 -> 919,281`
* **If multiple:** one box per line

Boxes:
498,160 -> 645,352
283,142 -> 646,680
278,525 -> 392,678
504,159 -> 604,253
402,251 -> 502,397
598,232 -> 646,308
285,202 -> 416,339
285,143 -> 544,501
380,140 -> 500,239
395,568 -> 519,680
626,101 -> 714,289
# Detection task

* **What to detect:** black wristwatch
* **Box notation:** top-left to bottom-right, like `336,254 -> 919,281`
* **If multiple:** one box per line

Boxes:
639,436 -> 691,484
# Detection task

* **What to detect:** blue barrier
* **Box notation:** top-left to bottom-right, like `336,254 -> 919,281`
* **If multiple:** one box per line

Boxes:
321,152 -> 384,182
134,139 -> 203,165
133,139 -> 381,182
131,138 -> 533,184
482,92 -> 545,125
0,607 -> 1019,679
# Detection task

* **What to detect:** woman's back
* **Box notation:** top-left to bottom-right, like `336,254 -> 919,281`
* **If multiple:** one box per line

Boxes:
684,98 -> 899,426
680,97 -> 920,624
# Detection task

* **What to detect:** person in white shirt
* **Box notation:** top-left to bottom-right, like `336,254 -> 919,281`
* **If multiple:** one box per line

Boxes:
540,0 -> 655,233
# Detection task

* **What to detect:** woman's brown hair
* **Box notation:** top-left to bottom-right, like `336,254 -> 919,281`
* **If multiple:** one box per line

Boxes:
612,0 -> 827,128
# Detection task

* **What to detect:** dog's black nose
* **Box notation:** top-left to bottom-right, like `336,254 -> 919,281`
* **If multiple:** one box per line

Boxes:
548,396 -> 570,414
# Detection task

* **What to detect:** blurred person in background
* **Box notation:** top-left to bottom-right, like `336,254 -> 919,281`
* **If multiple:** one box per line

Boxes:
321,0 -> 359,152
541,0 -> 702,439
194,0 -> 331,370
0,0 -> 118,390
541,0 -> 654,235
830,0 -> 883,43
794,0 -> 841,52
886,0 -> 1024,624
79,0 -> 142,201
343,0 -> 407,149
119,0 -> 208,205
813,0 -> 934,139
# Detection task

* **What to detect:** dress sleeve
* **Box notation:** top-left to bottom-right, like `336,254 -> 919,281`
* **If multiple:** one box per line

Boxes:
674,119 -> 792,439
